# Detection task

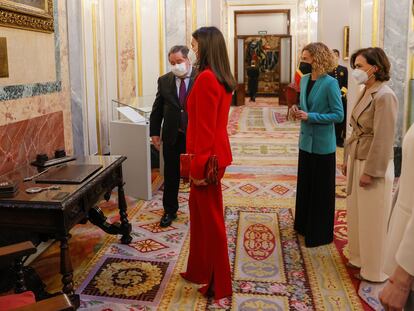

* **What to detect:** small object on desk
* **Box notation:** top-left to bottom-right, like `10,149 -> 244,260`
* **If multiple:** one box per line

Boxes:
23,166 -> 55,182
0,180 -> 18,192
35,164 -> 103,184
25,185 -> 61,194
36,153 -> 49,166
54,149 -> 66,158
0,190 -> 19,198
0,180 -> 19,198
31,155 -> 76,168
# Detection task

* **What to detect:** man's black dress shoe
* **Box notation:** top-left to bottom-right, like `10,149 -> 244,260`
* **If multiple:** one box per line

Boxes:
159,213 -> 177,227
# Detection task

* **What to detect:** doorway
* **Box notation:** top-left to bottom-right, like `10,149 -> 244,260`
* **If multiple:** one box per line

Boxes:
233,10 -> 292,105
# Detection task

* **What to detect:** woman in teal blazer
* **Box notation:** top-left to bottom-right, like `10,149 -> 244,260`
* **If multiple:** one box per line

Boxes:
292,42 -> 344,247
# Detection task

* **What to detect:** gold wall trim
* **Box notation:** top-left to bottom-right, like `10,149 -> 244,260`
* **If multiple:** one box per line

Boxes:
191,0 -> 197,31
158,0 -> 165,75
81,0 -> 90,153
411,53 -> 414,80
411,2 -> 414,80
359,0 -> 363,47
372,0 -> 379,46
92,3 -> 102,155
136,0 -> 143,96
114,0 -> 120,99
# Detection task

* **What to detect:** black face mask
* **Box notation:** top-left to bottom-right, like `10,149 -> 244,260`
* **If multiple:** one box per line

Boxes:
299,62 -> 312,75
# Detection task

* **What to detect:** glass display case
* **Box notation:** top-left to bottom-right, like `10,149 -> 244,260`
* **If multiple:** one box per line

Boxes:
112,95 -> 155,121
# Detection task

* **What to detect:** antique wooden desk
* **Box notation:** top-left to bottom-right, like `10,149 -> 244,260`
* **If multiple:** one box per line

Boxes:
0,156 -> 133,306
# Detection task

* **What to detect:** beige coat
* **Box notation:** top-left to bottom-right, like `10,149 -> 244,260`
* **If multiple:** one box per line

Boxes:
345,81 -> 398,194
384,123 -> 414,290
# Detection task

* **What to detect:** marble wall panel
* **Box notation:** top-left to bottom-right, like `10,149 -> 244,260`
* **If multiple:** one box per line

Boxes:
384,0 -> 410,145
0,111 -> 64,176
165,0 -> 187,63
117,0 -> 137,101
296,0 -> 308,61
185,0 -> 194,44
67,0 -> 85,156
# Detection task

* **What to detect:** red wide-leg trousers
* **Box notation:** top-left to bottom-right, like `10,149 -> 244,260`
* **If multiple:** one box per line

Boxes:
181,169 -> 232,299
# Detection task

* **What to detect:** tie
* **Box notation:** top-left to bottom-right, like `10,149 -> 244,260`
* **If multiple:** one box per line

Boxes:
179,78 -> 187,109
179,78 -> 188,132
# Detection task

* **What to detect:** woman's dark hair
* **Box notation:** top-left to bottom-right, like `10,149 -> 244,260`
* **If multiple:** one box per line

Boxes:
350,47 -> 391,81
192,26 -> 237,92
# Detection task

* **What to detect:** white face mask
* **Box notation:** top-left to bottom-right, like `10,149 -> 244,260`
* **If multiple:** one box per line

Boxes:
171,62 -> 188,77
352,66 -> 375,85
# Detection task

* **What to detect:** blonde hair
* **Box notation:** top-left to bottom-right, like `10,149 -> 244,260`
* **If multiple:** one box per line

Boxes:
302,42 -> 336,75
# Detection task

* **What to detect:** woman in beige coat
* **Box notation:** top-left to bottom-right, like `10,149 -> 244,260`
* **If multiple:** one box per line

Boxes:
379,123 -> 414,311
343,47 -> 398,282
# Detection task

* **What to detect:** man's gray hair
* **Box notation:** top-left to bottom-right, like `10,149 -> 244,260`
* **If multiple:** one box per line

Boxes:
168,45 -> 189,58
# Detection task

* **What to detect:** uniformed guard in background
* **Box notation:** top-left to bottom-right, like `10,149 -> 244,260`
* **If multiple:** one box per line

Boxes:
329,49 -> 348,147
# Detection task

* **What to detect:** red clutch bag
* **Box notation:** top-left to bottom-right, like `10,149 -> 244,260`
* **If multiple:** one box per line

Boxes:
180,154 -> 218,185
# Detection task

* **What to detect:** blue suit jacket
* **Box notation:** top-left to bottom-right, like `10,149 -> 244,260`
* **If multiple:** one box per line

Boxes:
298,74 -> 344,154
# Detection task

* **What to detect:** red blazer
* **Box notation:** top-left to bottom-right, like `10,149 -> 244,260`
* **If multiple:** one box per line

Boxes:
186,69 -> 233,179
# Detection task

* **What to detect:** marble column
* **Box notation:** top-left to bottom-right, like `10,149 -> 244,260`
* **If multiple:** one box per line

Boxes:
66,0 -> 85,156
117,0 -> 137,101
296,0 -> 309,59
165,0 -> 187,58
383,0 -> 410,145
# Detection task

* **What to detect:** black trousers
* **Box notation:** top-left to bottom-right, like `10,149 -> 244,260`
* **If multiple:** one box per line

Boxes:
335,97 -> 347,144
294,149 -> 336,247
248,81 -> 258,100
162,132 -> 186,215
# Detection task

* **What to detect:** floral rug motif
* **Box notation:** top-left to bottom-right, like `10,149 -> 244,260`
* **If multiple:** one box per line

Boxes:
232,294 -> 289,310
234,211 -> 285,283
76,255 -> 172,305
221,180 -> 297,198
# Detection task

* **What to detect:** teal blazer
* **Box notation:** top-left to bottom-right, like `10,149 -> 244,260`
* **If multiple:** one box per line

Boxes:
298,74 -> 344,154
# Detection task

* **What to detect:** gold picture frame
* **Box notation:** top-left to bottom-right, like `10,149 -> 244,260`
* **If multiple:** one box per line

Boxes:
343,26 -> 350,60
0,0 -> 54,33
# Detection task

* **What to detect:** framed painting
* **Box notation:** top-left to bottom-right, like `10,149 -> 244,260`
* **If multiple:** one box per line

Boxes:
0,0 -> 54,33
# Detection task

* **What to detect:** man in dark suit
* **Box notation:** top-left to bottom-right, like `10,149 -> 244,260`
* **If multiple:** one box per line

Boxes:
247,60 -> 259,102
329,49 -> 348,147
150,45 -> 195,227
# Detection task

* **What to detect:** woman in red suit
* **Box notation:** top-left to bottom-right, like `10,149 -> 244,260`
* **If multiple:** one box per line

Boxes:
180,26 -> 236,300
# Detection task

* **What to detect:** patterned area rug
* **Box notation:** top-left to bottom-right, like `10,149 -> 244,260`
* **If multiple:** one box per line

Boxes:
32,98 -> 370,310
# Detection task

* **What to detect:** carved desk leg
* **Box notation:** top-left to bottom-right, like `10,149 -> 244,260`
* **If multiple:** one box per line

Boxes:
88,206 -> 122,234
59,234 -> 80,308
118,182 -> 132,244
